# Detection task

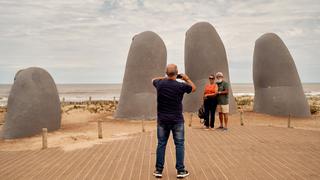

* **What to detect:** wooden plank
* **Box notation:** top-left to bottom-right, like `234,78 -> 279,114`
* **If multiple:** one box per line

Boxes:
0,124 -> 320,180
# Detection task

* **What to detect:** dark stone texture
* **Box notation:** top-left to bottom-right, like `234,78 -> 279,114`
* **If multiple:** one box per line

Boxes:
1,67 -> 61,139
253,33 -> 311,117
115,31 -> 167,119
183,22 -> 236,112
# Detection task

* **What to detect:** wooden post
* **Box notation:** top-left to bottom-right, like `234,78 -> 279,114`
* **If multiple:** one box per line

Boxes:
42,128 -> 48,149
142,118 -> 145,132
141,115 -> 146,132
287,114 -> 291,128
89,96 -> 92,105
113,96 -> 117,110
189,113 -> 193,127
98,120 -> 103,139
240,110 -> 244,126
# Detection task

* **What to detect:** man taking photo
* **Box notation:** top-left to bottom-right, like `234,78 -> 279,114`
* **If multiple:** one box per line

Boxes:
152,64 -> 196,178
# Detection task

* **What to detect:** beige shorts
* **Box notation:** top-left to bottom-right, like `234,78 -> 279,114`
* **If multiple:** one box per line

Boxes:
217,104 -> 229,113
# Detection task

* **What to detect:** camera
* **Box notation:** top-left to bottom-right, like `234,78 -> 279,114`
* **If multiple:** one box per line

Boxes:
177,74 -> 183,79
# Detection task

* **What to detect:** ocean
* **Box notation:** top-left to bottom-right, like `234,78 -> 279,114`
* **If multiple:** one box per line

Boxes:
0,83 -> 319,107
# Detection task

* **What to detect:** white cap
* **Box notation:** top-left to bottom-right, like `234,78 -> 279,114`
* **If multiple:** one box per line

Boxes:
216,72 -> 224,77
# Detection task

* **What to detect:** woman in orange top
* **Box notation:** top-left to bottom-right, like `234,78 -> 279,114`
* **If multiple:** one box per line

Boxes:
203,74 -> 218,129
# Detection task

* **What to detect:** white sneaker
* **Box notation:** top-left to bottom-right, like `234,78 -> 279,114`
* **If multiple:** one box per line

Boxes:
177,170 -> 190,178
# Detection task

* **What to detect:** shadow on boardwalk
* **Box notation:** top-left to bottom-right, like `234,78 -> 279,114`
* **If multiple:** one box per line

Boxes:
0,124 -> 320,180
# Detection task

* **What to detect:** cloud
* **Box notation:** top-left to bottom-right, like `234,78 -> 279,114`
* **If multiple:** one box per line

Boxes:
0,0 -> 319,83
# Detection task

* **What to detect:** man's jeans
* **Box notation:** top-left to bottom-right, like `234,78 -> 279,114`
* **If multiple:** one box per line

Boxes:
156,122 -> 185,172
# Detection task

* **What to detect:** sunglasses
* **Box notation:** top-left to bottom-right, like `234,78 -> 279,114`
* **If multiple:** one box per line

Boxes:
209,77 -> 214,80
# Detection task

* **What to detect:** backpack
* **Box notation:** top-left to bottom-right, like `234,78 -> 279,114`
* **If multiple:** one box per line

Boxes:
198,105 -> 205,120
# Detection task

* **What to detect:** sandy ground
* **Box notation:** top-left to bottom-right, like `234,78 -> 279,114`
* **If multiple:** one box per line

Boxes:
0,106 -> 319,152
0,107 -> 156,151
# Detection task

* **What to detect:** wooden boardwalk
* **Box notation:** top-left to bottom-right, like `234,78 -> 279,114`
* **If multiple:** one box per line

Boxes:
0,124 -> 320,180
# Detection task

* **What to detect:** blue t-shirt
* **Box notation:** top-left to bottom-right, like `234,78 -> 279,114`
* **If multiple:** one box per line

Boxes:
153,79 -> 192,124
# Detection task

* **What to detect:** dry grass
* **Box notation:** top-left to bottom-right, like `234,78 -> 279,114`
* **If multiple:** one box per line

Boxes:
235,95 -> 320,114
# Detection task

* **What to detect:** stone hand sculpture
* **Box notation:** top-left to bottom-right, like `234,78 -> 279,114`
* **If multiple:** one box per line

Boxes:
1,67 -> 61,139
115,31 -> 167,119
253,33 -> 311,117
183,22 -> 236,112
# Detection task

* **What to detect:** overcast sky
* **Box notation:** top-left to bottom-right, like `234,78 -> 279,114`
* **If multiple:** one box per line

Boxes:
0,0 -> 319,84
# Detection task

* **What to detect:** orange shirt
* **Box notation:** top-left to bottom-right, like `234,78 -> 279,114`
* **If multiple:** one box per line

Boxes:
204,84 -> 218,95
